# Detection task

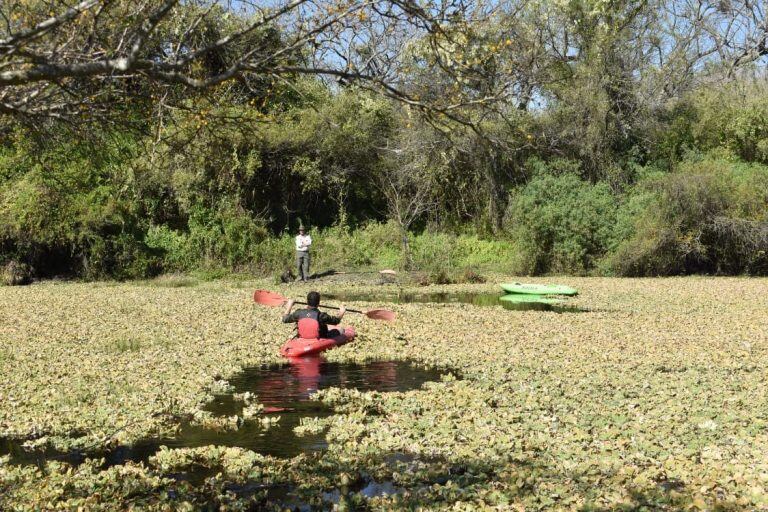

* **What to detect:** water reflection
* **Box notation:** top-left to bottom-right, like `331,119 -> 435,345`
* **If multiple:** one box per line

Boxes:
1,358 -> 445,465
325,291 -> 584,312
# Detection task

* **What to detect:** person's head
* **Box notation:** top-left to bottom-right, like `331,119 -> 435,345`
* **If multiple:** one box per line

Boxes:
298,225 -> 306,235
307,291 -> 320,308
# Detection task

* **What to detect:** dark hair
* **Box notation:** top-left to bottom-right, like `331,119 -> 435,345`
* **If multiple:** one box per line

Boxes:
307,291 -> 320,307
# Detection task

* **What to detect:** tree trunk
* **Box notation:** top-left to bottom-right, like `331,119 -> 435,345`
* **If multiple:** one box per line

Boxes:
400,227 -> 414,270
484,146 -> 502,234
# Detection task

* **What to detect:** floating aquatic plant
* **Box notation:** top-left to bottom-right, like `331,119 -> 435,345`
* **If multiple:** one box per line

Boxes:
1,277 -> 768,510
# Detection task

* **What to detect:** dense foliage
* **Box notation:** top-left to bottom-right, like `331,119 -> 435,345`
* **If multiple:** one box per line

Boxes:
3,77 -> 768,279
2,0 -> 768,279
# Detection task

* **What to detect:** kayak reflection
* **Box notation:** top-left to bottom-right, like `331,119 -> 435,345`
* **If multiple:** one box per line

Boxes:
184,357 -> 443,458
1,359 -> 447,466
260,356 -> 401,403
288,356 -> 322,398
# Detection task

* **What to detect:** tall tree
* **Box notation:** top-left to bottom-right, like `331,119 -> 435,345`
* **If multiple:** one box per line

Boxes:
0,0 -> 502,127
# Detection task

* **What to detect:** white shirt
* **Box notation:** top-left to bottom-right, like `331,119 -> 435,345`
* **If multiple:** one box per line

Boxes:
295,234 -> 312,252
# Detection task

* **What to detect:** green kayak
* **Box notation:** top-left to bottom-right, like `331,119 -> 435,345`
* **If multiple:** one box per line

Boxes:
499,294 -> 563,305
500,282 -> 578,296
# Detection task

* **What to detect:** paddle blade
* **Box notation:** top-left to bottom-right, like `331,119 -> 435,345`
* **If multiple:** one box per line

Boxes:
365,309 -> 396,321
378,269 -> 397,275
253,289 -> 287,307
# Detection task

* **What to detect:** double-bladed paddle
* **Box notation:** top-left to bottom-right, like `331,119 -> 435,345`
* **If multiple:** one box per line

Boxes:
253,289 -> 396,322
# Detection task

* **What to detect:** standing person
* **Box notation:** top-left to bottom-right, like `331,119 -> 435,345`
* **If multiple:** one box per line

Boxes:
295,224 -> 312,282
283,291 -> 346,338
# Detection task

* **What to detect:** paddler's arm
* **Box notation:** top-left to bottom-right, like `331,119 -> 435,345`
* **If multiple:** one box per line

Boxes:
319,305 -> 345,325
282,299 -> 296,323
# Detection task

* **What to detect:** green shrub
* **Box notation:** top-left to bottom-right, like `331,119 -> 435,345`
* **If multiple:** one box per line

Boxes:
604,157 -> 768,276
285,221 -> 402,273
251,234 -> 291,274
503,169 -> 618,275
1,261 -> 32,286
457,267 -> 486,283
186,204 -> 269,268
353,221 -> 401,268
689,82 -> 768,164
145,225 -> 192,272
409,232 -> 517,273
653,80 -> 768,166
238,223 -> 515,277
428,268 -> 454,285
0,135 -> 161,280
451,236 -> 517,269
145,206 -> 271,273
307,225 -> 357,271
411,232 -> 454,271
82,232 -> 162,280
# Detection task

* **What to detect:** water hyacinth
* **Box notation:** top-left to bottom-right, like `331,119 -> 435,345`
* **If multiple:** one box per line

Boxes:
189,410 -> 241,432
0,276 -> 767,509
294,417 -> 331,436
241,403 -> 264,419
149,445 -> 270,481
208,379 -> 234,395
233,391 -> 258,404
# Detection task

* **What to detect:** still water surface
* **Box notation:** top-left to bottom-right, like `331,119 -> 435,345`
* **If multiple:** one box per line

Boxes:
1,358 -> 446,466
326,291 -> 583,312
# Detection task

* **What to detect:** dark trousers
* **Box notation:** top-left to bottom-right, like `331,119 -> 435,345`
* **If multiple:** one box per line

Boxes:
296,251 -> 310,281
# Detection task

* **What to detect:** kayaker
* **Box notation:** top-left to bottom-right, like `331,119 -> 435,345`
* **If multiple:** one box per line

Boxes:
295,224 -> 312,282
282,291 -> 346,339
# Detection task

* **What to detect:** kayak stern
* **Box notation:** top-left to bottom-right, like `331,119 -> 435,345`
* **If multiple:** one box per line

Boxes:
280,325 -> 356,357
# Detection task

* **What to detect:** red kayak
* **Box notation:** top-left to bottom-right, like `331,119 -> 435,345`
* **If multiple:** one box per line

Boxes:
279,326 -> 356,358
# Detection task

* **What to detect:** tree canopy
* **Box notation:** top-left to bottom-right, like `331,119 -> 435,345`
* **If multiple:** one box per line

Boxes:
1,0 -> 767,280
